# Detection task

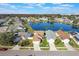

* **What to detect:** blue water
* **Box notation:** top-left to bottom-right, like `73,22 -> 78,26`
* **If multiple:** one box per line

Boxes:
29,22 -> 79,32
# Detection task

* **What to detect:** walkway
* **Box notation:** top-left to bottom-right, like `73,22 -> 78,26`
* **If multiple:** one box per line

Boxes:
11,45 -> 20,50
48,40 -> 57,51
33,41 -> 40,51
64,42 -> 76,51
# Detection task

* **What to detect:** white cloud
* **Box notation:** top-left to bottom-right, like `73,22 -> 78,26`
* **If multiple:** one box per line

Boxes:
23,6 -> 34,8
60,4 -> 73,7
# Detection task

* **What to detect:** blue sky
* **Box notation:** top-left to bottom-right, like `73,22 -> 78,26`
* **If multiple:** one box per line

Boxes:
0,3 -> 79,14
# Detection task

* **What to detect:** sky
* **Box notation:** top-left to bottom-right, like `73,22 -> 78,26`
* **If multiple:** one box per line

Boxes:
0,3 -> 79,14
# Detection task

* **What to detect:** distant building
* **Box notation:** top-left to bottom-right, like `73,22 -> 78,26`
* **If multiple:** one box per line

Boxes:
39,17 -> 48,21
54,18 -> 63,23
54,18 -> 71,23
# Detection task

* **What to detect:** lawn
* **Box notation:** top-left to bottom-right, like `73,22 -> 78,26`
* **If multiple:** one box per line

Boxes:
69,38 -> 79,48
40,39 -> 49,47
54,37 -> 65,47
18,39 -> 33,47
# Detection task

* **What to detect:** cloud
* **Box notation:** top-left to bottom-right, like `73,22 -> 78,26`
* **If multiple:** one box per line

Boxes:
0,3 -> 18,9
60,4 -> 73,7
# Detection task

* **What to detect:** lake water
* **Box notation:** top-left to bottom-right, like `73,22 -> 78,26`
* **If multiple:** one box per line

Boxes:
29,22 -> 79,32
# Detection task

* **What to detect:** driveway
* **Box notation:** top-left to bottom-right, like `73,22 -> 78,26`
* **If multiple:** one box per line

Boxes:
64,43 -> 76,51
33,41 -> 40,51
11,45 -> 20,50
48,40 -> 57,51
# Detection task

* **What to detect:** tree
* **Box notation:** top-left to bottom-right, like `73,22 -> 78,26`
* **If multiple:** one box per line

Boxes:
72,19 -> 79,29
22,19 -> 34,33
19,39 -> 33,47
0,32 -> 15,46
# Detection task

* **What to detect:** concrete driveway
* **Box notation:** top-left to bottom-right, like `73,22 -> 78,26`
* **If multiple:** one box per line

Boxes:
64,43 -> 76,51
33,41 -> 40,51
11,45 -> 20,50
48,40 -> 57,51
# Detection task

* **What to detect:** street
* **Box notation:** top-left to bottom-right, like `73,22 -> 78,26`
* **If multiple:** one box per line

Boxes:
0,50 -> 79,56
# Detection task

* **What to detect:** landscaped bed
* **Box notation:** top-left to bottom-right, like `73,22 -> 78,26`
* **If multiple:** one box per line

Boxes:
18,39 -> 33,47
54,37 -> 65,47
40,39 -> 49,47
0,32 -> 18,46
69,38 -> 79,48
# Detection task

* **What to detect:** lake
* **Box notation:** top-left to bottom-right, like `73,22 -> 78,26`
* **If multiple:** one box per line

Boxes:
29,22 -> 79,32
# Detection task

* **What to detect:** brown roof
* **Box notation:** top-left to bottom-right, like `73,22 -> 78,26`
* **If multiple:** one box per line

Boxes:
57,30 -> 70,40
33,31 -> 44,41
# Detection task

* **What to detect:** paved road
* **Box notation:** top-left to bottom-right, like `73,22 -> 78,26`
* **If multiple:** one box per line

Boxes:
0,50 -> 79,56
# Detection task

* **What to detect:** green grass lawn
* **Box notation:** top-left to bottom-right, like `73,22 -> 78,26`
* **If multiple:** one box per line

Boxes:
40,39 -> 49,47
69,38 -> 79,48
54,37 -> 65,47
18,39 -> 33,47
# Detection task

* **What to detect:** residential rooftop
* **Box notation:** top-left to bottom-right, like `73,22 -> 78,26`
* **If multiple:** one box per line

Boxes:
57,30 -> 70,40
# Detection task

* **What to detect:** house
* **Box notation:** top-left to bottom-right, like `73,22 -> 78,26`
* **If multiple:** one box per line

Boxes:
75,33 -> 79,41
45,30 -> 56,43
54,17 -> 71,23
33,31 -> 44,42
0,26 -> 8,32
54,18 -> 63,23
57,30 -> 70,43
33,31 -> 44,51
63,18 -> 71,23
18,32 -> 33,40
39,17 -> 48,21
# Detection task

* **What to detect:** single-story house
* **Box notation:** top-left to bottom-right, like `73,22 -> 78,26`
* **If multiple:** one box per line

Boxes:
75,33 -> 79,41
13,36 -> 21,43
0,26 -> 8,32
57,30 -> 70,43
45,30 -> 56,43
18,32 -> 33,40
33,31 -> 44,42
74,33 -> 79,44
